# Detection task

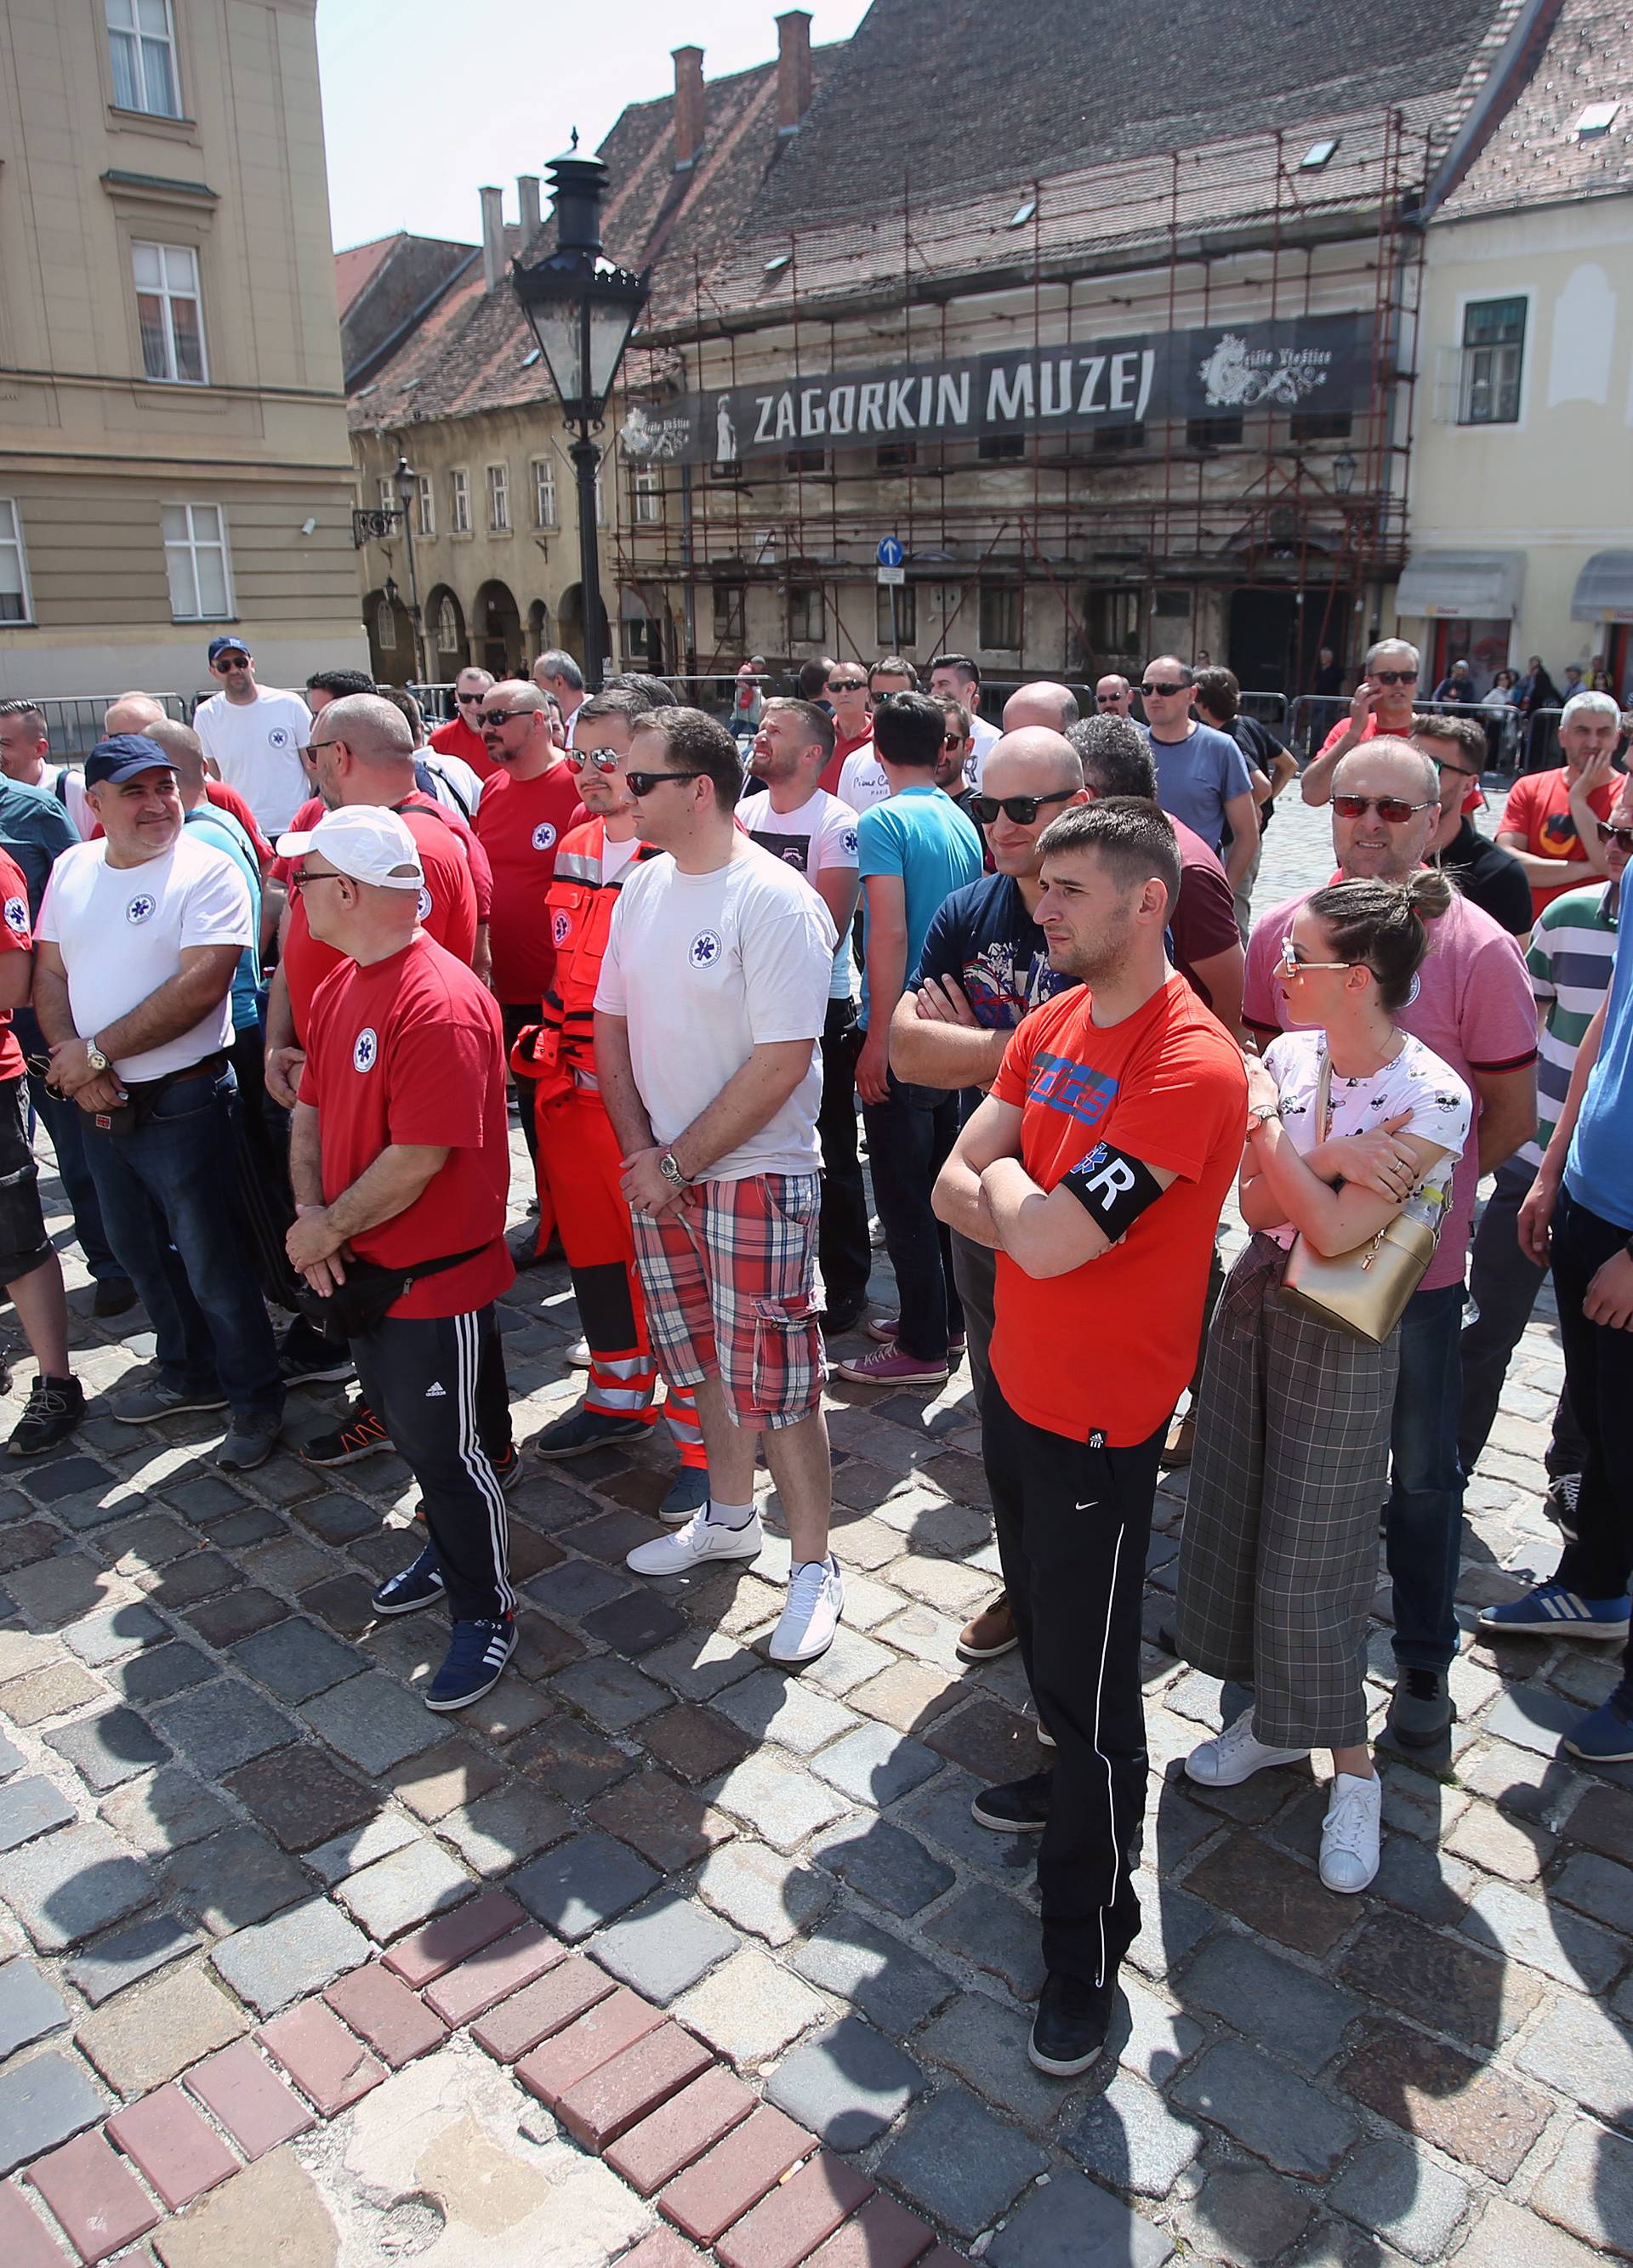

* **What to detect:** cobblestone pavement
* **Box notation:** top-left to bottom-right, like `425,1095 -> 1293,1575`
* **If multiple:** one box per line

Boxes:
2,787 -> 1630,2265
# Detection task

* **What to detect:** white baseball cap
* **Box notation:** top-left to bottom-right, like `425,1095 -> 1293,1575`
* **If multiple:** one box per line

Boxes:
276,805 -> 424,890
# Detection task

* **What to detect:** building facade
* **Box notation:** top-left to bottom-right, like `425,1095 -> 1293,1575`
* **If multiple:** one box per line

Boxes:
0,0 -> 364,702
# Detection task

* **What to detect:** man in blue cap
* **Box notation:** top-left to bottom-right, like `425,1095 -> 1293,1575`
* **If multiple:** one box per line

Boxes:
33,734 -> 283,1468
192,636 -> 311,835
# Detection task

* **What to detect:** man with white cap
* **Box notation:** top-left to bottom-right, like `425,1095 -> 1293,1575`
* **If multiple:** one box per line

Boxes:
280,804 -> 518,1710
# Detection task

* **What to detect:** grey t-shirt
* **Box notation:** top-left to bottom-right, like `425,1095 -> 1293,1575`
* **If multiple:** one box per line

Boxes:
1147,722 -> 1253,853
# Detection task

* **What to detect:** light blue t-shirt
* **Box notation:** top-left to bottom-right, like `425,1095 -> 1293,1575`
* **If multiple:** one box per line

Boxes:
1566,912 -> 1633,1231
184,805 -> 263,1033
1148,721 -> 1253,854
856,785 -> 982,1031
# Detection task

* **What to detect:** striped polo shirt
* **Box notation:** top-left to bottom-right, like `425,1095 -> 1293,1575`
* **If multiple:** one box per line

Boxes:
1524,878 -> 1621,1166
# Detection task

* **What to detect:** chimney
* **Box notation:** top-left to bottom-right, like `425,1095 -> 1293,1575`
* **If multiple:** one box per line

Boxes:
776,11 -> 812,133
518,173 -> 541,244
480,185 -> 505,292
672,45 -> 705,169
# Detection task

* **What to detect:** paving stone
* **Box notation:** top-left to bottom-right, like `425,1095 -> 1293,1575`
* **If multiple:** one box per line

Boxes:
208,1897 -> 370,2018
150,2142 -> 337,2268
229,1618 -> 361,1705
1483,1685 -> 1581,1757
159,1822 -> 310,1937
6,1819 -> 154,1950
765,2016 -> 923,2151
1340,1907 -> 1541,2049
469,1952 -> 615,2061
802,1624 -> 902,1698
811,1722 -> 941,1810
439,1782 -> 573,1876
801,2193 -> 936,2268
5,1554 -> 122,1629
1455,2197 -> 1611,2268
304,1810 -> 422,1885
845,1661 -> 962,1737
381,1887 -> 524,1987
1178,1930 -> 1361,2072
894,1766 -> 1037,1885
1186,1830 -> 1357,1957
878,2083 -> 1044,2237
593,1889 -> 739,2004
223,1746 -> 376,1854
0,1958 -> 69,2056
181,1585 -> 289,1650
618,2237 -> 705,2268
259,1998 -> 384,2114
659,2105 -> 816,2245
139,1550 -> 242,1611
422,1924 -> 565,2026
606,2064 -> 759,2195
714,1670 -> 860,1757
922,1693 -> 1044,1783
510,1709 -> 638,1803
68,1913 -> 197,2006
0,1660 -> 108,1725
23,1455 -> 117,1508
1172,2038 -> 1357,2178
557,2021 -> 714,2151
151,1680 -> 296,1777
61,1601 -> 170,1666
531,1555 -> 634,1620
106,2083 -> 239,2212
581,1589 -> 691,1657
987,2166 -> 1172,2268
1340,2021 -> 1551,2181
0,1774 -> 76,1851
43,1703 -> 169,1793
915,1988 -> 1085,2129
515,1984 -> 667,2109
1531,2120 -> 1633,2256
923,1881 -> 1044,1999
0,2049 -> 108,2178
1465,1876 -> 1625,1991
695,1840 -> 834,1946
644,1624 -> 766,1702
78,1958 -> 245,2095
713,1754 -> 851,1853
1562,1782 -> 1633,1866
590,1765 -> 737,1873
1181,2163 -> 1315,2264
1064,2068 -> 1206,2198
104,1636 -> 217,1709
289,1490 -> 380,1547
333,1838 -> 473,1941
553,1654 -> 669,1733
1329,2133 -> 1471,2263
510,1830 -> 660,1941
1445,1800 -> 1554,1879
1368,1831 -> 1481,1929
1550,1848 -> 1633,1936
298,1572 -> 378,1636
299,1671 -> 441,1775
26,2128 -> 158,2261
641,1702 -> 754,1786
185,2038 -> 314,2159
793,1909 -> 958,2036
813,1815 -> 954,1918
674,1946 -> 827,2067
717,2150 -> 874,2268
1513,1987 -> 1633,2125
323,1962 -> 448,2066
386,1735 -> 508,1822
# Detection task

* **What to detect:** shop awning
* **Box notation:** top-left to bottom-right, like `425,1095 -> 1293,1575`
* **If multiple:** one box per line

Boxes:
1571,551 -> 1633,623
1395,550 -> 1526,621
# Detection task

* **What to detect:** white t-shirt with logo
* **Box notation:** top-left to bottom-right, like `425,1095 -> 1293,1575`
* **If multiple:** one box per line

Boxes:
837,745 -> 890,816
964,713 -> 1003,789
38,764 -> 93,838
596,841 -> 836,1179
743,788 -> 859,1000
37,833 -> 253,1081
193,687 -> 312,833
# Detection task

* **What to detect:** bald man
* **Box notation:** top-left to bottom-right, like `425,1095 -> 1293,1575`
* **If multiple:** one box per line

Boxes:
1003,682 -> 1081,734
104,692 -> 166,736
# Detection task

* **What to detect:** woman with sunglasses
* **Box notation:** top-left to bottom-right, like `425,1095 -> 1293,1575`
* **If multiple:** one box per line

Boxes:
1176,873 -> 1471,1892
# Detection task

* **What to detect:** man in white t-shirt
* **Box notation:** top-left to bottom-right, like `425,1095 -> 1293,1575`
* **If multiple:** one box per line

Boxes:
192,636 -> 312,833
33,735 -> 283,1469
929,653 -> 1002,787
0,699 -> 93,835
744,697 -> 869,1332
595,705 -> 844,1665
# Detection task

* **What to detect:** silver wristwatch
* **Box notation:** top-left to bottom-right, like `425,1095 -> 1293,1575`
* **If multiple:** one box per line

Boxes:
657,1150 -> 686,1188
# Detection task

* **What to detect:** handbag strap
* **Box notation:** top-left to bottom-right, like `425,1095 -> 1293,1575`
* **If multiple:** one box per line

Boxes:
1315,1045 -> 1448,1212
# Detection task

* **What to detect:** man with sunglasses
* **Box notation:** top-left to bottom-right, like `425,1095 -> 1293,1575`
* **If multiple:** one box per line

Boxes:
430,668 -> 499,781
1138,657 -> 1259,901
816,666 -> 874,797
928,654 -> 1001,785
1095,675 -> 1135,719
1300,638 -> 1423,808
1243,736 -> 1538,1748
192,637 -> 312,835
1414,713 -> 1531,936
1496,689 -> 1625,919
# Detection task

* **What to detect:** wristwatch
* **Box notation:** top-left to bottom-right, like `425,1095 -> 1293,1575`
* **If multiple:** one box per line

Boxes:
85,1039 -> 111,1075
657,1150 -> 686,1188
1248,1100 -> 1278,1130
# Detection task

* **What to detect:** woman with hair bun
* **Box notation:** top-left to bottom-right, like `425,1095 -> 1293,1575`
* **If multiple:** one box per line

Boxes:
1176,873 -> 1473,1893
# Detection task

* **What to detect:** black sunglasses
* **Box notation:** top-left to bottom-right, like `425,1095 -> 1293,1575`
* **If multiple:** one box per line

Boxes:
625,769 -> 708,799
1139,681 -> 1188,699
566,747 -> 620,772
1597,820 -> 1633,852
826,679 -> 866,693
967,788 -> 1075,827
214,656 -> 250,671
455,691 -> 486,706
481,708 -> 526,726
1371,670 -> 1419,686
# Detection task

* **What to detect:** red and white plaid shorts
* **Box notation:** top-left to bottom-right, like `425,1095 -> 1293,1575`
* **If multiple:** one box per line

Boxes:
629,1174 -> 825,1430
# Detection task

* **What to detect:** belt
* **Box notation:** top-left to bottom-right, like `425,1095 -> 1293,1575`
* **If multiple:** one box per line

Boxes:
118,1052 -> 229,1102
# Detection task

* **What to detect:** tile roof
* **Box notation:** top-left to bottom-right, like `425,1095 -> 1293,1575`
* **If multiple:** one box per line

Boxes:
1435,0 -> 1633,215
334,236 -> 399,318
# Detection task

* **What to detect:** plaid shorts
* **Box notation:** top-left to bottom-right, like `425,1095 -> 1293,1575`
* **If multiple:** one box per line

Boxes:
630,1174 -> 825,1430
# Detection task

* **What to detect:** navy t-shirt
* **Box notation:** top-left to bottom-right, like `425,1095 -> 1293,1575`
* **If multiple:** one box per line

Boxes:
912,873 -> 1076,1117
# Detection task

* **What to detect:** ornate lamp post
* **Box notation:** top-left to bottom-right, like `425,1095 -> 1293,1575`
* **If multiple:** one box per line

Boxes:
512,148 -> 649,693
392,452 -> 428,685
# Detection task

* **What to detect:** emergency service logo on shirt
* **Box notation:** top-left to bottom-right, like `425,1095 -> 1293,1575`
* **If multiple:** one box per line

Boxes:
688,929 -> 722,969
842,828 -> 858,855
3,897 -> 26,935
267,726 -> 293,751
417,887 -> 432,922
553,910 -> 572,946
532,822 -> 558,853
353,1027 -> 379,1074
125,895 -> 156,925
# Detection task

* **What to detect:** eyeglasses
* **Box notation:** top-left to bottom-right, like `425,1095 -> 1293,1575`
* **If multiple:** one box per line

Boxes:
213,656 -> 250,672
456,691 -> 486,706
566,747 -> 620,773
624,769 -> 708,799
1430,756 -> 1482,781
1371,670 -> 1419,686
825,679 -> 866,693
289,867 -> 346,897
481,708 -> 526,728
1597,820 -> 1633,852
1277,940 -> 1354,977
942,733 -> 968,751
1332,793 -> 1434,822
967,788 -> 1076,827
1140,681 -> 1188,699
298,740 -> 337,765
1095,693 -> 1124,707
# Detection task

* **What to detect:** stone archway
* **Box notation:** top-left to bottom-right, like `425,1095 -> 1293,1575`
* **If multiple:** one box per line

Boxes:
365,585 -> 414,683
474,580 -> 523,678
426,586 -> 468,681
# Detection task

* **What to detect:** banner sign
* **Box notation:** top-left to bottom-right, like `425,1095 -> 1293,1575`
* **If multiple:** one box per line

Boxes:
620,312 -> 1371,468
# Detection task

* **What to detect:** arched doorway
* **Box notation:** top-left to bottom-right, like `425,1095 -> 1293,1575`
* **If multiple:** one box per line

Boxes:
558,582 -> 610,674
365,584 -> 414,683
527,600 -> 550,662
474,580 -> 523,678
426,586 -> 468,681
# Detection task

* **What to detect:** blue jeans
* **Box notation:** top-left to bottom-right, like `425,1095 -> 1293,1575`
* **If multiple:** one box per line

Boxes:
81,1069 -> 282,1419
14,1006 -> 128,1289
861,1070 -> 960,1361
1385,1280 -> 1467,1670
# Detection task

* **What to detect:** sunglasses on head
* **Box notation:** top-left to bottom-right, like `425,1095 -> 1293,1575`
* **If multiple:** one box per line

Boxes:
967,787 -> 1075,827
625,768 -> 708,799
1332,793 -> 1434,822
1140,680 -> 1188,699
1371,669 -> 1419,686
566,747 -> 620,773
1597,820 -> 1633,852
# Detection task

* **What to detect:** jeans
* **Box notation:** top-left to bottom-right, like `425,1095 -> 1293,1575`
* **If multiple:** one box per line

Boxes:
816,998 -> 871,1318
861,1068 -> 960,1361
1385,1279 -> 1467,1671
82,1069 -> 282,1420
14,1005 -> 128,1289
501,1003 -> 539,1168
950,1226 -> 997,1414
1459,1154 -> 1585,1477
1550,1192 -> 1633,1702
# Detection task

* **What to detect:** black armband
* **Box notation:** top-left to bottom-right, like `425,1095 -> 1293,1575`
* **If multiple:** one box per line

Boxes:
1061,1141 -> 1167,1238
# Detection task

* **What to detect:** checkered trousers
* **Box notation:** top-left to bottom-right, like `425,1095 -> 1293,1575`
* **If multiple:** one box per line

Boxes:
1175,1233 -> 1399,1750
629,1174 -> 825,1431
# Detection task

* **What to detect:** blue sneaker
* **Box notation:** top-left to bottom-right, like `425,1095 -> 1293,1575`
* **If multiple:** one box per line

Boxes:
371,1544 -> 445,1618
426,1618 -> 516,1712
1477,1583 -> 1630,1641
659,1466 -> 710,1524
1563,1696 -> 1633,1764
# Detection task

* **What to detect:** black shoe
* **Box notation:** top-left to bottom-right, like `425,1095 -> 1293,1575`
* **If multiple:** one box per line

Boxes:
7,1374 -> 84,1458
818,1302 -> 866,1339
971,1770 -> 1051,1833
1029,1970 -> 1115,2077
507,1220 -> 549,1270
1387,1665 -> 1454,1748
278,1320 -> 355,1388
299,1400 -> 392,1467
92,1279 -> 138,1321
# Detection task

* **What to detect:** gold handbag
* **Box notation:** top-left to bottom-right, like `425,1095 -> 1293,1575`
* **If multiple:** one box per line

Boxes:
1278,1054 -> 1448,1345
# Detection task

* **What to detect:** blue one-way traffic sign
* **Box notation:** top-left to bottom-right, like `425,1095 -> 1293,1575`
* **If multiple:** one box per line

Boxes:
876,536 -> 904,569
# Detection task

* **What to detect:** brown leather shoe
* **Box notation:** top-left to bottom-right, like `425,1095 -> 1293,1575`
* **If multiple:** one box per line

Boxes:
1160,1413 -> 1195,1468
958,1593 -> 1019,1662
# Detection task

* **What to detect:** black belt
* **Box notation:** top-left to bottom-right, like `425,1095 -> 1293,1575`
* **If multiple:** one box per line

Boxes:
118,1052 -> 229,1102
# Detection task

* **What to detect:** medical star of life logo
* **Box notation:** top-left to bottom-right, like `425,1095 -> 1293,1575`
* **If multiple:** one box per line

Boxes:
553,910 -> 571,946
125,894 -> 156,924
267,726 -> 293,750
532,821 -> 558,852
688,929 -> 723,969
842,828 -> 858,855
353,1027 -> 378,1073
3,897 -> 26,935
417,887 -> 433,921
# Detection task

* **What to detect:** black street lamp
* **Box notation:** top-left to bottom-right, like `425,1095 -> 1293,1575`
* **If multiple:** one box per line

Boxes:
391,452 -> 428,685
512,148 -> 649,693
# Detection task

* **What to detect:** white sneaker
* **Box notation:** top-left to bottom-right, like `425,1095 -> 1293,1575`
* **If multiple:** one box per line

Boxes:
1184,1707 -> 1309,1788
565,1338 -> 591,1369
625,1509 -> 763,1577
768,1555 -> 844,1664
1319,1771 -> 1382,1892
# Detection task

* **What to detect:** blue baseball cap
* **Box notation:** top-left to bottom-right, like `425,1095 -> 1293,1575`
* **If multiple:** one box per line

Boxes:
84,734 -> 176,787
208,634 -> 250,665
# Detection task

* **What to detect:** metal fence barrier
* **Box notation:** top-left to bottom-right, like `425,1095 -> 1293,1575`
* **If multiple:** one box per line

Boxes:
31,692 -> 192,765
1286,696 -> 1587,775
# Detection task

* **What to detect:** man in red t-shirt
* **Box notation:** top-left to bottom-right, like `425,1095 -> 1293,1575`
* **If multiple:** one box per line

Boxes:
286,804 -> 516,1712
1299,637 -> 1422,807
474,681 -> 583,1169
934,799 -> 1245,2078
816,662 -> 873,797
1496,690 -> 1625,916
430,666 -> 500,781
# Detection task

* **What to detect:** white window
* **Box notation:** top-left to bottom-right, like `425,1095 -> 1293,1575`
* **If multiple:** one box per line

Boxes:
0,502 -> 33,624
162,503 -> 231,620
106,0 -> 180,119
449,468 -> 470,534
377,476 -> 394,518
133,241 -> 206,384
1459,297 -> 1527,426
532,458 -> 557,527
486,463 -> 510,533
416,475 -> 435,538
631,469 -> 660,526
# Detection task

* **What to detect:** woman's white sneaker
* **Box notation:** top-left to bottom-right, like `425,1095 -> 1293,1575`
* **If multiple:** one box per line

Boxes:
1320,1771 -> 1383,1892
625,1510 -> 763,1577
1184,1708 -> 1309,1788
768,1556 -> 844,1664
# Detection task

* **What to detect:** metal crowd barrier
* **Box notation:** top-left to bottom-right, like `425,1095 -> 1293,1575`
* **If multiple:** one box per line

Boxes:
1288,693 -> 1541,773
34,692 -> 191,765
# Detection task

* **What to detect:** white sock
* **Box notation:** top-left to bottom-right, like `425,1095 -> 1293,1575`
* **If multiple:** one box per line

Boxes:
706,1498 -> 756,1530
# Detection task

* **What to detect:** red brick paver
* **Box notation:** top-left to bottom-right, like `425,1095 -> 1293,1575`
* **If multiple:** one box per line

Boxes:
106,2086 -> 239,2212
660,2107 -> 816,2247
715,2151 -> 874,2268
26,2131 -> 159,2263
469,1953 -> 614,2062
324,1963 -> 449,2067
515,1987 -> 665,2109
259,2000 -> 384,2116
606,2064 -> 759,2196
556,2021 -> 714,2150
0,2182 -> 65,2268
619,2231 -> 708,2268
422,1922 -> 565,2026
802,2193 -> 937,2268
183,2042 -> 314,2159
382,1890 -> 526,1988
